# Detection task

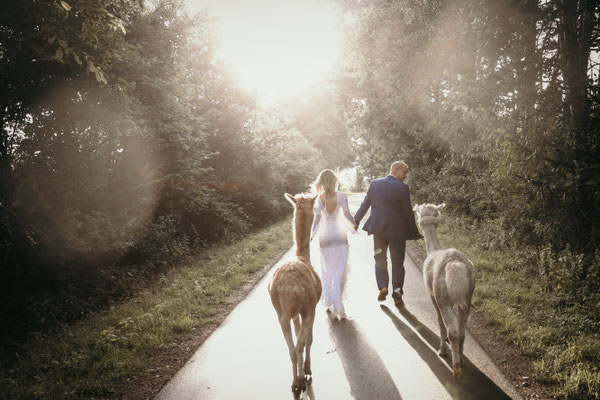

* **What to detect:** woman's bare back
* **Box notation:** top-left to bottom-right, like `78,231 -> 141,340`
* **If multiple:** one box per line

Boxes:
320,192 -> 338,214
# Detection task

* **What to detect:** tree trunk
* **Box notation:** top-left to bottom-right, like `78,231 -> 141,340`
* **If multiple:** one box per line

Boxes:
556,0 -> 598,249
518,0 -> 540,119
557,0 -> 595,132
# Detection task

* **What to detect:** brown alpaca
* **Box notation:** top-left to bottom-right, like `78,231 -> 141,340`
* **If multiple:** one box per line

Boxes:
269,193 -> 322,394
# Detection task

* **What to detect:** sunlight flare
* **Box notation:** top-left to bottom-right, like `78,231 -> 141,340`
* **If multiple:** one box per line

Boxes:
186,0 -> 343,101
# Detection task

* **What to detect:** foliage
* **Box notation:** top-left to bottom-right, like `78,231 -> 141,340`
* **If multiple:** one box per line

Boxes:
0,0 -> 331,343
428,214 -> 600,399
0,219 -> 292,400
342,2 -> 599,396
342,0 -> 600,248
283,86 -> 355,169
340,0 -> 600,281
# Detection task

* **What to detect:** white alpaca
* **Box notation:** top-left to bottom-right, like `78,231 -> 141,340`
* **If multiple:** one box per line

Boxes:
413,203 -> 476,379
269,193 -> 322,394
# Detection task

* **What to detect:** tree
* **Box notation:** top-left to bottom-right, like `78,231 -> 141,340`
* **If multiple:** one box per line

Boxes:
1,0 -> 139,275
339,0 -> 600,252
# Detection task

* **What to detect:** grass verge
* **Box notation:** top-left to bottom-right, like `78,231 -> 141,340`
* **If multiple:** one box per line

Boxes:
0,218 -> 292,400
416,215 -> 600,399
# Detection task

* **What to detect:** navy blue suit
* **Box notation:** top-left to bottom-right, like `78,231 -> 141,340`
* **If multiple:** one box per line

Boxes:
354,175 -> 421,292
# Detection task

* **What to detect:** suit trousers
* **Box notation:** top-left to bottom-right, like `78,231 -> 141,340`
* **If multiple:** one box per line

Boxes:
373,234 -> 406,291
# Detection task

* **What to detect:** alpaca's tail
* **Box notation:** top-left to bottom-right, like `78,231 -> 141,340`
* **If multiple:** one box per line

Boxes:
445,261 -> 470,311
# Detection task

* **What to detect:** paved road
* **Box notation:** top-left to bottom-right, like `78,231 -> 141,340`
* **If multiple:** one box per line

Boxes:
155,194 -> 522,400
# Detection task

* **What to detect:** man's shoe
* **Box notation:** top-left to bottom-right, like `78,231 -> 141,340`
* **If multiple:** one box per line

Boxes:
392,288 -> 404,306
377,287 -> 388,301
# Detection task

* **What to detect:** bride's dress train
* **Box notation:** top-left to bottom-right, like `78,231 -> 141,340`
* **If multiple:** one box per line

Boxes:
312,192 -> 356,319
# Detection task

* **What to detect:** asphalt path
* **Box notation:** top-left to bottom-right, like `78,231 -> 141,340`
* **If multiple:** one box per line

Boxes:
155,194 -> 522,400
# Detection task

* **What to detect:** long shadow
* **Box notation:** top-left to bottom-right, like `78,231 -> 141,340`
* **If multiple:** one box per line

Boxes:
381,305 -> 512,400
328,311 -> 403,400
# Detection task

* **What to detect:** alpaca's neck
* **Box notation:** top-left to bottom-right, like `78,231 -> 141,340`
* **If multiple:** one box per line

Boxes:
293,212 -> 312,264
295,235 -> 311,263
421,224 -> 441,254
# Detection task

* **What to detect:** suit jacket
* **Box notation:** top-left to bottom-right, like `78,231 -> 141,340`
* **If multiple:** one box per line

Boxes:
354,175 -> 421,241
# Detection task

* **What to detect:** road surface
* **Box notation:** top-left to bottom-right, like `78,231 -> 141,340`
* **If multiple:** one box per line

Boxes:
155,194 -> 522,400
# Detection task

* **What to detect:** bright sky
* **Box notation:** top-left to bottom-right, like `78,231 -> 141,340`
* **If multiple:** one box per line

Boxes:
185,0 -> 343,102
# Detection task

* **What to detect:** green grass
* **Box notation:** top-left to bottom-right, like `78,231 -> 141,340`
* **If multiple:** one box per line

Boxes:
0,219 -> 292,400
419,216 -> 600,399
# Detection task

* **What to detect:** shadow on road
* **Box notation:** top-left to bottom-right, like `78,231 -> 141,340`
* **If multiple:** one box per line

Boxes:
381,305 -> 512,400
328,311 -> 403,400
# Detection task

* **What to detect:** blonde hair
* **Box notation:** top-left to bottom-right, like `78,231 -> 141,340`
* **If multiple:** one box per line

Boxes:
314,169 -> 338,198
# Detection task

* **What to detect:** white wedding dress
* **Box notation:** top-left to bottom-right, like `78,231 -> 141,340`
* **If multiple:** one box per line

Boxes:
311,192 -> 356,319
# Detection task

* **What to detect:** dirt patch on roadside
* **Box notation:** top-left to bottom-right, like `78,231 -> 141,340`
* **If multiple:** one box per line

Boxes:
119,249 -> 288,400
405,242 -> 557,400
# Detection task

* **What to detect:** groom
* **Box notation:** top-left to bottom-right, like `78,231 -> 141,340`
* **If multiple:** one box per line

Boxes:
353,161 -> 422,307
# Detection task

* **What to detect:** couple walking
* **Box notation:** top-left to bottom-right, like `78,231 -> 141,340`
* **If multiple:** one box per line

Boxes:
311,161 -> 422,319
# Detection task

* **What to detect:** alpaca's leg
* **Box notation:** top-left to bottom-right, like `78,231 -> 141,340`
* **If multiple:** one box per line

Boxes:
457,304 -> 470,366
304,314 -> 315,377
279,317 -> 298,390
439,306 -> 462,379
431,296 -> 449,356
293,315 -> 312,393
304,329 -> 313,376
293,315 -> 301,338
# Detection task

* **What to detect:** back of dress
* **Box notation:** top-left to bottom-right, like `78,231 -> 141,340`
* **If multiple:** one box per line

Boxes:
311,192 -> 356,319
313,192 -> 356,248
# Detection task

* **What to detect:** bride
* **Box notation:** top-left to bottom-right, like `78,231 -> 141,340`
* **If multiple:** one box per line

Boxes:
311,169 -> 356,319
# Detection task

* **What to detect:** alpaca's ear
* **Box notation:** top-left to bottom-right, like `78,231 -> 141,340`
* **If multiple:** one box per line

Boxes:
435,203 -> 446,211
284,193 -> 296,205
413,204 -> 422,214
311,193 -> 318,201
